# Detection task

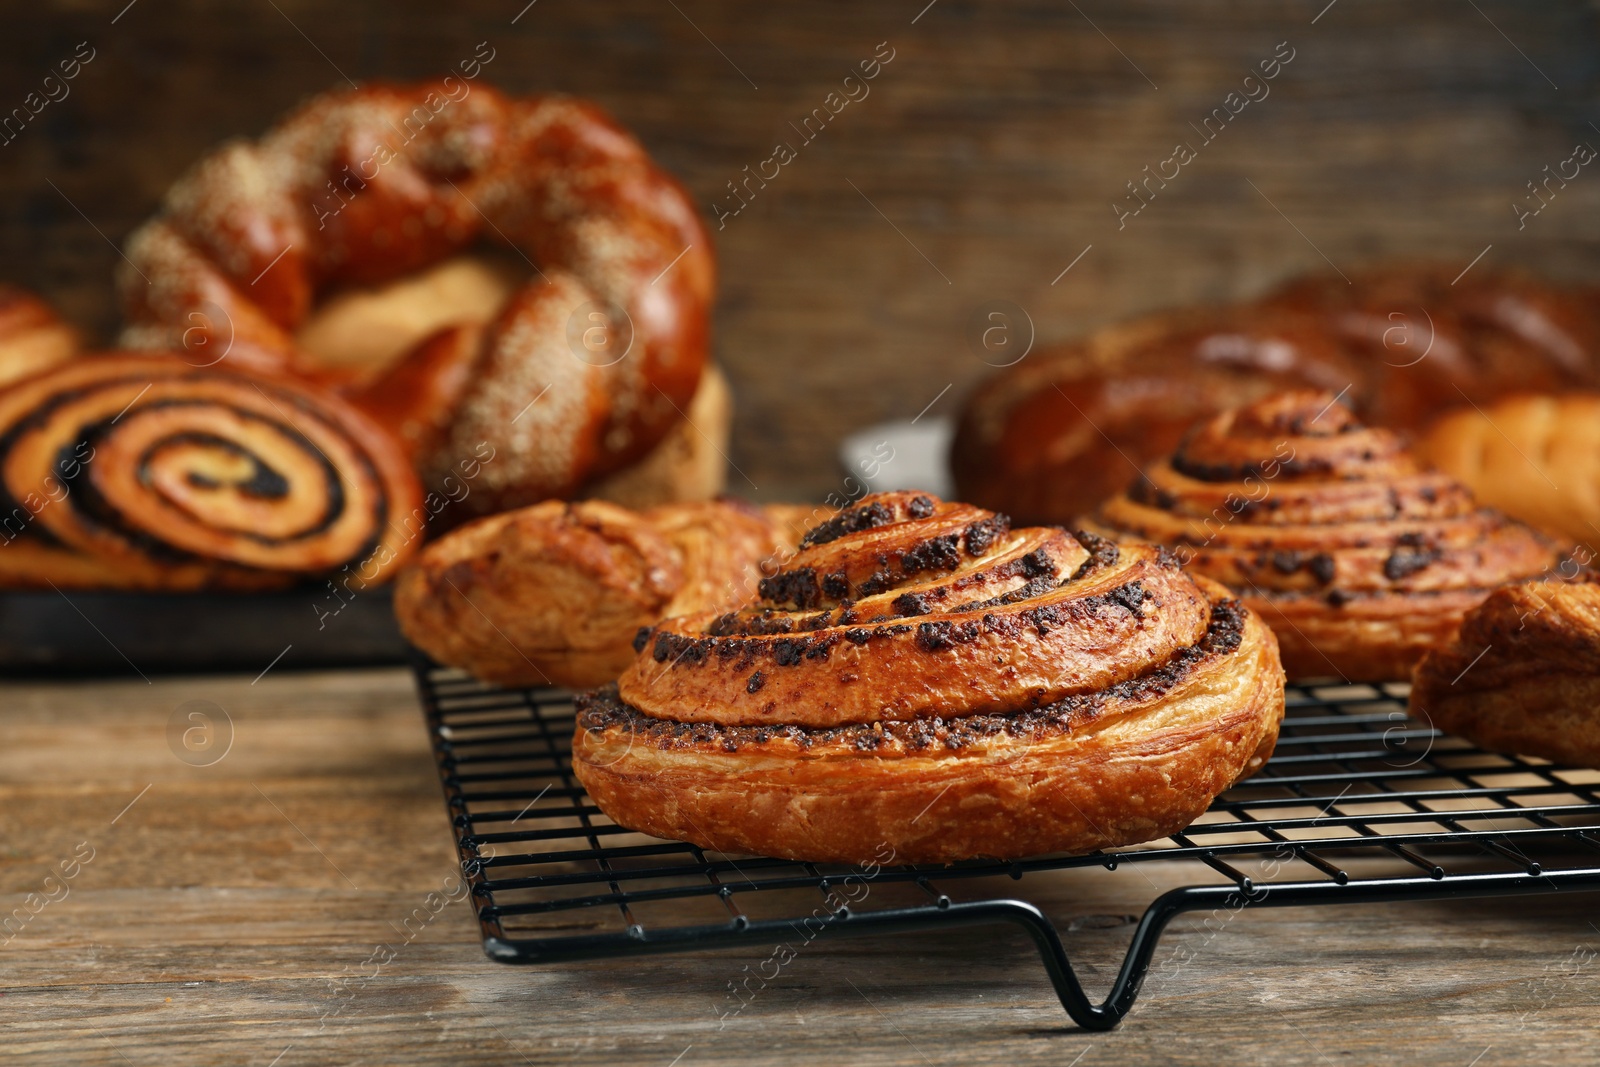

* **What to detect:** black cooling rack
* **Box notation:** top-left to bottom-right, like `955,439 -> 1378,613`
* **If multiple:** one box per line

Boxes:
414,657 -> 1600,1030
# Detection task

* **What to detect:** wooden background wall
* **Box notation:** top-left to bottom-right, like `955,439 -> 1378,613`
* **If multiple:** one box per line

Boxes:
4,0 -> 1599,499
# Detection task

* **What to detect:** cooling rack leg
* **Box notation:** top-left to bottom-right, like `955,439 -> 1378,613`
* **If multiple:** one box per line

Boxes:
972,894 -> 1196,1030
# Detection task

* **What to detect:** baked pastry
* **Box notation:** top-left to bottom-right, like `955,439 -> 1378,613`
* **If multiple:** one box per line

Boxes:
1418,394 -> 1600,546
951,307 -> 1363,525
1085,391 -> 1561,682
1412,579 -> 1600,767
395,498 -> 819,687
0,285 -> 79,389
1261,263 -> 1600,427
0,354 -> 420,590
579,364 -> 732,510
954,264 -> 1600,526
571,490 -> 1285,864
118,79 -> 714,510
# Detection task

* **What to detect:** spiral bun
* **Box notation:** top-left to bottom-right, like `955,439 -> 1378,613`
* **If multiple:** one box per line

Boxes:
1087,391 -> 1561,681
573,491 -> 1284,864
0,354 -> 421,590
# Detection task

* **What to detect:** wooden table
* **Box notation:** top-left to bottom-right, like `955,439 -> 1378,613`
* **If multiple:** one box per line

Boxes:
2,666 -> 1597,1065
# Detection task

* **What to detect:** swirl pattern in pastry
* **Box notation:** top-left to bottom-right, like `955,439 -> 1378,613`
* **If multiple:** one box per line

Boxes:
572,490 -> 1284,864
1086,390 -> 1561,681
0,354 -> 420,590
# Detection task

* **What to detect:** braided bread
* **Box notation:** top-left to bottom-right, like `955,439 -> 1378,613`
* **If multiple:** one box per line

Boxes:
1411,578 -> 1600,767
955,264 -> 1600,526
1086,391 -> 1560,682
395,498 -> 818,688
573,491 -> 1284,864
0,354 -> 420,590
117,80 -> 713,511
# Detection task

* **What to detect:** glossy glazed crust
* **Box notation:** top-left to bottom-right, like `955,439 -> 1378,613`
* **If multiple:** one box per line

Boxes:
393,498 -> 807,687
951,307 -> 1366,526
1418,394 -> 1600,546
1086,391 -> 1560,682
953,264 -> 1600,527
576,491 -> 1286,864
0,354 -> 421,590
118,81 -> 713,505
1411,580 -> 1600,767
574,583 -> 1284,865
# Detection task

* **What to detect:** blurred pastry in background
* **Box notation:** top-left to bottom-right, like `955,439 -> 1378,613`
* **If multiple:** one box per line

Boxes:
1418,394 -> 1600,548
954,263 -> 1600,527
117,79 -> 718,516
0,354 -> 420,590
951,306 -> 1364,525
395,498 -> 821,687
1259,263 -> 1600,427
0,284 -> 80,389
1412,577 -> 1600,768
1085,390 -> 1560,682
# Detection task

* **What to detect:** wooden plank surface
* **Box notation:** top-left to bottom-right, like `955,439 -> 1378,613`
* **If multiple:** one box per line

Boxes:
4,1 -> 1600,500
2,666 -> 1598,1065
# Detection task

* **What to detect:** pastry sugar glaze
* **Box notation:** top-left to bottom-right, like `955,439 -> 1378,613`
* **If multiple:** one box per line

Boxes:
574,490 -> 1285,864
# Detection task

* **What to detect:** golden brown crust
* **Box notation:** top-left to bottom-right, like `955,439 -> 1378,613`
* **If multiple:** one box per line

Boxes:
117,81 -> 714,508
0,354 -> 421,591
1418,394 -> 1600,546
393,498 -> 809,688
950,308 -> 1363,525
1086,391 -> 1561,682
348,322 -> 484,465
575,491 -> 1286,864
0,286 -> 79,389
952,263 -> 1600,527
1411,580 -> 1600,766
583,364 -> 732,510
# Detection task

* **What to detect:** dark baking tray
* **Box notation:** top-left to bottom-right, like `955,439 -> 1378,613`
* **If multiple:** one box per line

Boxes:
415,663 -> 1600,1030
0,586 -> 406,677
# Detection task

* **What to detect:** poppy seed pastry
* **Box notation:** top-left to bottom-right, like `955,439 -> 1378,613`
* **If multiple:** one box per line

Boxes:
1085,391 -> 1561,682
952,263 -> 1600,528
571,490 -> 1284,864
0,354 -> 420,590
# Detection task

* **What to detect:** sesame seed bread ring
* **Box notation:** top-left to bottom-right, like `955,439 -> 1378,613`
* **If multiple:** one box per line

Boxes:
117,80 -> 713,513
573,491 -> 1285,865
